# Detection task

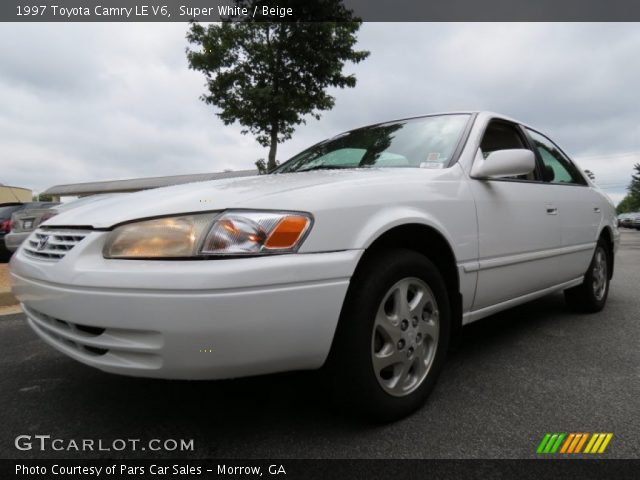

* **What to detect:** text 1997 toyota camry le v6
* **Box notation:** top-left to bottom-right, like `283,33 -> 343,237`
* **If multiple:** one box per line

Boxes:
10,112 -> 618,421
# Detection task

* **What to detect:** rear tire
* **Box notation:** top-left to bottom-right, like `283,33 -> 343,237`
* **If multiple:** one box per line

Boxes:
564,240 -> 610,313
326,249 -> 451,422
0,245 -> 12,263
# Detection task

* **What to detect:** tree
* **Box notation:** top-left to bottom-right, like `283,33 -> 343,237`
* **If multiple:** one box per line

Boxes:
32,193 -> 54,202
616,194 -> 638,214
616,163 -> 640,213
629,163 -> 640,199
186,1 -> 370,171
254,158 -> 268,174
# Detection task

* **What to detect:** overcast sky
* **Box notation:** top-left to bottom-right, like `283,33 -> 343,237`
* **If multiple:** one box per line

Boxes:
0,22 -> 638,203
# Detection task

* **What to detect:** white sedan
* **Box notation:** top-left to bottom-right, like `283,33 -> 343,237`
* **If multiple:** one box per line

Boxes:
10,111 -> 618,421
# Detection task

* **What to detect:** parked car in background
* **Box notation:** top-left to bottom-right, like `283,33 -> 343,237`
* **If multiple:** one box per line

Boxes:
5,195 -> 116,252
10,112 -> 619,421
618,213 -> 628,227
1,202 -> 59,260
1,203 -> 23,260
619,213 -> 630,228
632,213 -> 640,230
6,204 -> 59,252
617,213 -> 629,227
619,212 -> 640,229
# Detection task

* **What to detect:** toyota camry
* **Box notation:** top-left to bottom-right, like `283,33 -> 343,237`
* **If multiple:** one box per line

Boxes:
10,112 -> 619,421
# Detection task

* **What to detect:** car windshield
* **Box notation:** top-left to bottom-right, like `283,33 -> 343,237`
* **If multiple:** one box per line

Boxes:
274,114 -> 470,173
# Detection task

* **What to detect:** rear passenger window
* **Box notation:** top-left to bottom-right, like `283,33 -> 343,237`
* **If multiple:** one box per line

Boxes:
526,129 -> 586,185
480,121 -> 536,181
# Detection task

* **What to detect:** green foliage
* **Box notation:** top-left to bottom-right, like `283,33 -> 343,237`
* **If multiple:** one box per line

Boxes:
32,194 -> 54,202
616,163 -> 640,213
255,158 -> 267,175
254,158 -> 279,174
630,163 -> 640,198
186,1 -> 369,171
616,194 -> 638,213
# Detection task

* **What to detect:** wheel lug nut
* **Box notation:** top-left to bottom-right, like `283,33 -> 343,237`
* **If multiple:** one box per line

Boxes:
416,333 -> 422,343
397,339 -> 405,350
407,347 -> 414,357
400,319 -> 409,331
412,316 -> 418,327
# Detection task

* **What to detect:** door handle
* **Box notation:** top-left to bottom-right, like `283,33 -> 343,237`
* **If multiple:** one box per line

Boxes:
594,207 -> 601,213
546,206 -> 558,215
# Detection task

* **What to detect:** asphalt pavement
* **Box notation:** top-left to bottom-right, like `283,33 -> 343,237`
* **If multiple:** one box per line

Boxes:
1,231 -> 639,459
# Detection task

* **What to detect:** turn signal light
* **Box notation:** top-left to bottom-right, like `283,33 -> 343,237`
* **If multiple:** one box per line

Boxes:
264,216 -> 310,249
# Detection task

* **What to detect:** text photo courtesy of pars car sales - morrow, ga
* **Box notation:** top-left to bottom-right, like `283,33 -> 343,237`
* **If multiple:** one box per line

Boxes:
0,2 -> 639,479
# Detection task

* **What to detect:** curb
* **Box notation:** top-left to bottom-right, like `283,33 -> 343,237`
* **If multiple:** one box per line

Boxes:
0,305 -> 22,316
0,290 -> 17,308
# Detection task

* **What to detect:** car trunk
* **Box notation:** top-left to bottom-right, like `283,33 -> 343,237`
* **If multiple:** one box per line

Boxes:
11,208 -> 58,234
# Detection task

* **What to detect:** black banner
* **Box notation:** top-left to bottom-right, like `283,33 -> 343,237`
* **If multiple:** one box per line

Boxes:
0,0 -> 638,22
3,459 -> 640,480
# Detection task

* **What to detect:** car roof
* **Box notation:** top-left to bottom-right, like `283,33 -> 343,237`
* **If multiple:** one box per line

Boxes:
338,111 -> 524,136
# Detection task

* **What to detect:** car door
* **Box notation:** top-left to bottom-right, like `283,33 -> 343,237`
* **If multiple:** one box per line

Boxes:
524,128 -> 600,281
468,120 -> 562,311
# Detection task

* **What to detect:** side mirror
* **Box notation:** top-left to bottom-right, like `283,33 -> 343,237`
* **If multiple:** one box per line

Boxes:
471,149 -> 536,179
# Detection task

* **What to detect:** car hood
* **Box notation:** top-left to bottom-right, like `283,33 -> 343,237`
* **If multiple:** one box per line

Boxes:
43,168 -> 449,229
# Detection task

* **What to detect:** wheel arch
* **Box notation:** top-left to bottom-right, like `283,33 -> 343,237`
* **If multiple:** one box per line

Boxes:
598,226 -> 615,279
346,222 -> 464,346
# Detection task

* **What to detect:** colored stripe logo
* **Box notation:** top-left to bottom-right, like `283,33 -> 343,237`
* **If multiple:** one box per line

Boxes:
537,433 -> 613,454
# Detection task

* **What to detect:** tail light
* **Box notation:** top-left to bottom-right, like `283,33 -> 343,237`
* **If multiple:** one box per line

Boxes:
0,219 -> 12,233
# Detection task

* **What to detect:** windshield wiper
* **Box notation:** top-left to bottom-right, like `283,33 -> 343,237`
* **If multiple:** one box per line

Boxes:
297,165 -> 358,173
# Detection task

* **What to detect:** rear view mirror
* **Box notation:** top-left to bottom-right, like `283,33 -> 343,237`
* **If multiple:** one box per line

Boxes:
471,149 -> 535,179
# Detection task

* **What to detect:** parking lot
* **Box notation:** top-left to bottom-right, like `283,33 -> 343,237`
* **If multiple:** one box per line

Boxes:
1,231 -> 638,459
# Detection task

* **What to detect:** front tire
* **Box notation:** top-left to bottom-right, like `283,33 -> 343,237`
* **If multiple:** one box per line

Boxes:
327,249 -> 451,422
564,240 -> 610,313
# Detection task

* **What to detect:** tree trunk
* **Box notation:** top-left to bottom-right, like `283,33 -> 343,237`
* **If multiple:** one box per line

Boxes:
267,126 -> 278,172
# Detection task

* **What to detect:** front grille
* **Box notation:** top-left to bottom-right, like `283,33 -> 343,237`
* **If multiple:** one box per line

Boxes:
23,229 -> 88,260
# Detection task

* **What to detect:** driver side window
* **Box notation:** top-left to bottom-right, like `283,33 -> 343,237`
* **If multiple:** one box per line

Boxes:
479,121 -> 537,181
525,129 -> 587,185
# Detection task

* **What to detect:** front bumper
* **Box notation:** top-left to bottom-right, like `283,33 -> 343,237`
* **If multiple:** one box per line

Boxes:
4,232 -> 28,252
10,231 -> 361,379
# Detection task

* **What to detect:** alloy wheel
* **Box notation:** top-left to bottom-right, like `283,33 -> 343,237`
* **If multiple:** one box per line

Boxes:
371,277 -> 439,397
592,248 -> 608,301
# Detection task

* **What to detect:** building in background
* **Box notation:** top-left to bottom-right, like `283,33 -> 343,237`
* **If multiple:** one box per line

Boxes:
41,170 -> 257,202
0,185 -> 32,204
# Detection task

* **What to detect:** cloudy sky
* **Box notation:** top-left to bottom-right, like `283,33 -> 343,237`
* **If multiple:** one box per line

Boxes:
0,22 -> 638,203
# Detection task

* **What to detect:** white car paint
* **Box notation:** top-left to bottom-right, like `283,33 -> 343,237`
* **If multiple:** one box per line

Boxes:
10,111 -> 619,380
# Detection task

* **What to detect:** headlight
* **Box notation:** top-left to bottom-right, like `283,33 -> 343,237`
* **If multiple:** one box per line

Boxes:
103,210 -> 312,259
